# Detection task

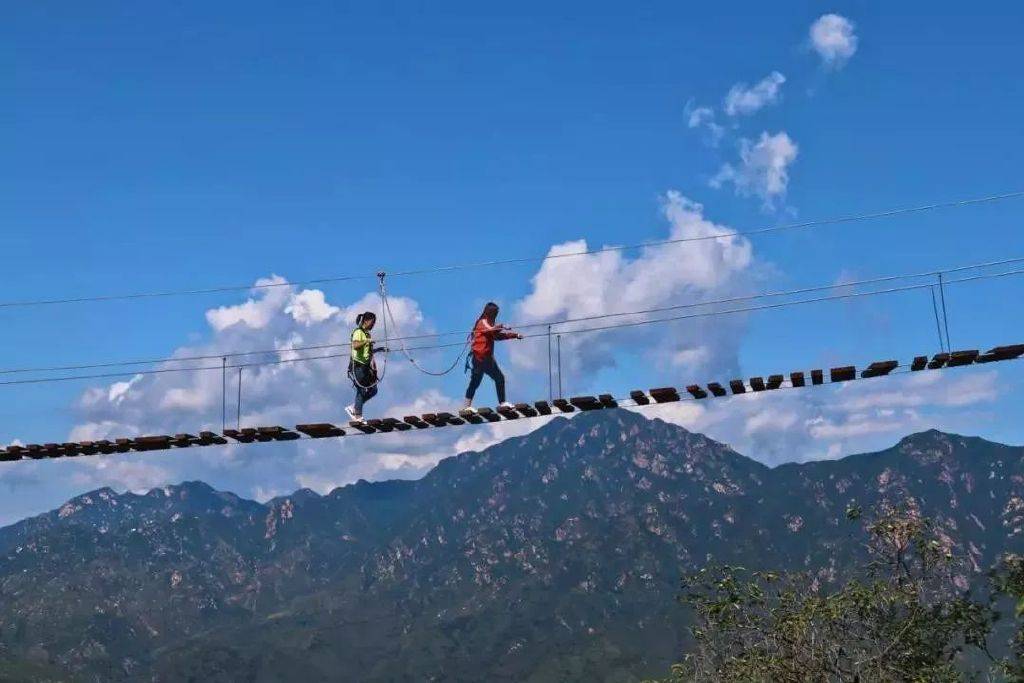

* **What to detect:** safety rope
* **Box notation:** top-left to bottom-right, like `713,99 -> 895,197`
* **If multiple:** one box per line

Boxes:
378,273 -> 472,377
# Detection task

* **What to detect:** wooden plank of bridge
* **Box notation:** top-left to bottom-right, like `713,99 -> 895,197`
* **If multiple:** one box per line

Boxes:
296,424 -> 346,438
707,382 -> 727,397
171,434 -> 195,447
497,405 -> 520,419
534,400 -> 553,415
552,399 -> 575,413
271,428 -> 300,441
476,407 -> 501,422
133,436 -> 172,451
750,377 -> 766,392
199,431 -> 229,445
629,390 -> 650,405
348,421 -> 377,434
421,413 -> 447,427
367,419 -> 392,432
255,427 -> 300,442
382,417 -> 411,431
599,394 -> 618,408
989,344 -> 1024,360
43,444 -> 63,458
61,443 -> 81,457
927,353 -> 950,370
570,396 -> 602,411
459,409 -> 485,424
403,415 -> 430,429
729,379 -> 746,395
0,448 -> 19,462
861,360 -> 898,378
223,429 -> 254,443
649,387 -> 681,403
811,369 -> 824,385
911,356 -> 928,371
830,366 -> 856,383
437,412 -> 465,426
947,350 -> 979,367
515,402 -> 540,417
686,385 -> 708,399
25,445 -> 44,459
790,371 -> 805,388
77,441 -> 98,455
766,375 -> 784,390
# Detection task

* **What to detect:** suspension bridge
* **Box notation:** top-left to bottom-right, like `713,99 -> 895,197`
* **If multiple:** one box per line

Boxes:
1,344 -> 1019,461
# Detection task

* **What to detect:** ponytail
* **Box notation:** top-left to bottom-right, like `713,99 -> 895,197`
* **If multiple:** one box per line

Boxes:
479,302 -> 500,324
356,311 -> 376,327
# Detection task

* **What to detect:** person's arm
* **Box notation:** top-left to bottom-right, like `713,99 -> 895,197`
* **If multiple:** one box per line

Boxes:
495,326 -> 523,341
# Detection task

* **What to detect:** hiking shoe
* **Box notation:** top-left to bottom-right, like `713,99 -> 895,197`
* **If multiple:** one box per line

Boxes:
345,405 -> 362,422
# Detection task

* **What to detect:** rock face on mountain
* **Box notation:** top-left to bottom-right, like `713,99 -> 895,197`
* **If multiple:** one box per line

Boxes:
0,410 -> 1021,682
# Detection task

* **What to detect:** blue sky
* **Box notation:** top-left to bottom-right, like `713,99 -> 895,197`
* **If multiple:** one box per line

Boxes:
1,2 -> 1023,525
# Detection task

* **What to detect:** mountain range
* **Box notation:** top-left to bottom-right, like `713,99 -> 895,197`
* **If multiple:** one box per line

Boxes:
0,409 -> 1021,682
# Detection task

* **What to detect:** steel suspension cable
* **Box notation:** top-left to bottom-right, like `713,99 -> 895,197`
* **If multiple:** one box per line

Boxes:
2,254 -> 1022,378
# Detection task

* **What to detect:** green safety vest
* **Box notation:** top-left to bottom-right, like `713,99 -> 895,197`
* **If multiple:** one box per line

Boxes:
351,327 -> 372,365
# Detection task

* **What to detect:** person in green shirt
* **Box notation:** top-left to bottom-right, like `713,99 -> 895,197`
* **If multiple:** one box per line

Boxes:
346,311 -> 378,421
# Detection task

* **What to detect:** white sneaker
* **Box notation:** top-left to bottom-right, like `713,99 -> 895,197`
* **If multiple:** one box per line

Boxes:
460,406 -> 478,416
498,402 -> 515,410
345,405 -> 362,422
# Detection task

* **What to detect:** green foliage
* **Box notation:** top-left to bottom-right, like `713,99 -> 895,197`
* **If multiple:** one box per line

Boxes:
993,554 -> 1024,681
665,502 -> 997,682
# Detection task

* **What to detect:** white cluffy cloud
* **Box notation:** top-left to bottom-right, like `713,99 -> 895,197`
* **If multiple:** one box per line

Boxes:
809,14 -> 858,69
711,131 -> 798,208
510,191 -> 755,382
685,101 -> 725,145
724,71 -> 786,116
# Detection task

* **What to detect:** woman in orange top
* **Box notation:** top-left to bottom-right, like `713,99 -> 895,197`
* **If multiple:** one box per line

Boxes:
464,302 -> 522,410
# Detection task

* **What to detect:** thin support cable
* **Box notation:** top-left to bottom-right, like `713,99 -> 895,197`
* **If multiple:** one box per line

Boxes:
1,264 -> 1024,388
3,253 -> 1024,378
547,325 -> 553,402
930,286 -> 946,352
221,357 -> 227,432
236,367 -> 243,430
938,272 -> 952,350
557,335 -> 563,399
0,190 -> 1021,310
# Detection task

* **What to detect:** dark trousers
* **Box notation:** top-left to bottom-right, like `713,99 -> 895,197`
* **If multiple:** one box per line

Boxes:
465,356 -> 506,404
351,362 -> 378,414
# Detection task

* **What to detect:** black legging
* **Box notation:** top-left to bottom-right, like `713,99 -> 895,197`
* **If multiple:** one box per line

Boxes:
465,356 -> 506,404
351,362 -> 378,414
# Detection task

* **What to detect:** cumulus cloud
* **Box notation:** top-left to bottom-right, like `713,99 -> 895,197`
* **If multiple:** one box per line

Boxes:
685,100 -> 726,145
205,276 -> 292,331
809,14 -> 858,69
510,191 -> 755,382
711,131 -> 798,209
724,71 -> 786,116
